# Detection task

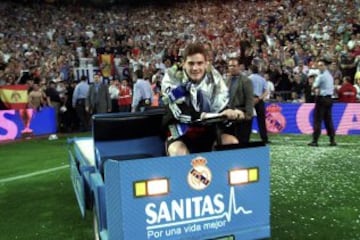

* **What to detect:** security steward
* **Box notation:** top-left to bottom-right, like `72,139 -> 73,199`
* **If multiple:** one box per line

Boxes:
308,59 -> 337,147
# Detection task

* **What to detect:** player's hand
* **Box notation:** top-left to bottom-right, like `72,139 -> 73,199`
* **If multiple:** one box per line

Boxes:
233,109 -> 245,120
221,109 -> 245,120
220,109 -> 238,120
163,83 -> 191,104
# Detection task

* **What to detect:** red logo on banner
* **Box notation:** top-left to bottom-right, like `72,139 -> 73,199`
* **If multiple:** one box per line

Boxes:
265,104 -> 286,133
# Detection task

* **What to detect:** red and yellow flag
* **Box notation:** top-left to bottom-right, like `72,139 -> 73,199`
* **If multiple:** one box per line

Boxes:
99,54 -> 114,78
0,85 -> 28,109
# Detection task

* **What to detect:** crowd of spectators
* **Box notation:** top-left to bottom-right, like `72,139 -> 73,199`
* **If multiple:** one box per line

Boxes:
0,0 -> 359,132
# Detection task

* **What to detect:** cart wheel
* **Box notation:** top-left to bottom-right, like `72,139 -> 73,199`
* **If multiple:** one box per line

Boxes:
93,204 -> 100,240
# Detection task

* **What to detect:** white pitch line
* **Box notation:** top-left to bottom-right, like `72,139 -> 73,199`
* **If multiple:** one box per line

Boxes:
0,165 -> 69,184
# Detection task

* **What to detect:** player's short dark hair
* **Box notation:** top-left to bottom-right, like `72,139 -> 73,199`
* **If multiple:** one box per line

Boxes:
183,42 -> 207,61
80,75 -> 87,81
318,58 -> 330,65
250,64 -> 259,73
135,69 -> 143,79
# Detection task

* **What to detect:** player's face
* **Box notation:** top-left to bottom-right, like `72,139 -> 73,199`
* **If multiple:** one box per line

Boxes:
183,53 -> 207,82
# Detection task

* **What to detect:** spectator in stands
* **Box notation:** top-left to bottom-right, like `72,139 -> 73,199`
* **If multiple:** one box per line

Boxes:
0,0 -> 360,134
332,76 -> 342,100
338,76 -> 357,103
264,73 -> 275,101
355,72 -> 360,102
293,61 -> 309,76
339,51 -> 356,84
328,61 -> 343,81
151,71 -> 163,108
291,73 -> 304,102
86,73 -> 111,114
109,78 -> 120,113
118,79 -> 132,112
0,70 -> 6,86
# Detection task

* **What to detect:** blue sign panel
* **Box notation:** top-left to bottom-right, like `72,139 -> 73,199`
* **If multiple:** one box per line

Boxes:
0,107 -> 56,141
252,103 -> 360,135
104,147 -> 270,240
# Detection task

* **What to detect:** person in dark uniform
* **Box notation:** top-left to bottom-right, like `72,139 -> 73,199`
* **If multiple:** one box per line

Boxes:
45,80 -> 61,132
249,64 -> 270,144
225,57 -> 254,144
308,59 -> 337,147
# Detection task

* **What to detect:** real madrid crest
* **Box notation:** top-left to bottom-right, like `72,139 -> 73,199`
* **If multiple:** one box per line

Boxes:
187,156 -> 212,190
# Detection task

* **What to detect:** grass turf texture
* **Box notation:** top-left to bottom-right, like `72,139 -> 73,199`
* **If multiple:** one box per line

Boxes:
0,134 -> 359,239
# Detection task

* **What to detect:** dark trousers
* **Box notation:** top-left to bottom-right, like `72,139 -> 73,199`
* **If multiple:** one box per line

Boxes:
254,99 -> 268,142
234,119 -> 253,144
312,96 -> 335,142
119,105 -> 131,112
111,99 -> 119,113
75,99 -> 89,131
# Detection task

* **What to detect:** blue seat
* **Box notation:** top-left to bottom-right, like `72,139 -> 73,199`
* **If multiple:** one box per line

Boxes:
92,109 -> 166,175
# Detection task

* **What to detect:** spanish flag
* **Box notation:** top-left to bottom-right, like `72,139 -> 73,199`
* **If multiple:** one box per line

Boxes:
99,54 -> 114,78
0,85 -> 28,110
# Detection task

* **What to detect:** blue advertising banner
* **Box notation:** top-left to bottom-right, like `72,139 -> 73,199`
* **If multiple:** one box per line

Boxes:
1,103 -> 358,142
252,103 -> 360,135
0,107 -> 56,141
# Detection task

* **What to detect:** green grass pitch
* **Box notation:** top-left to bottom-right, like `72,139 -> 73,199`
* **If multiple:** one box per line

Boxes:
0,133 -> 359,240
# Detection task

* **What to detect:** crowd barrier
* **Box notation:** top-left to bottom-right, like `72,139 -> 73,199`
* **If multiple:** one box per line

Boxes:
0,103 -> 359,143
